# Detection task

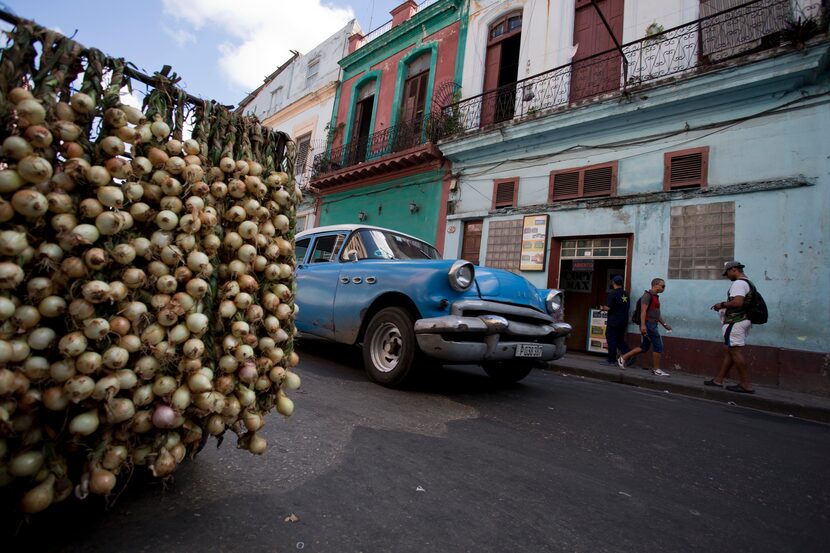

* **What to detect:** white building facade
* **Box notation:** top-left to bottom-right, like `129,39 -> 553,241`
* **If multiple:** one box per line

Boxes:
237,20 -> 363,231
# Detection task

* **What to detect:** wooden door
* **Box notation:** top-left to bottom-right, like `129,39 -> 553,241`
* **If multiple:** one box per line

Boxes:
461,220 -> 483,265
570,0 -> 624,103
480,43 -> 502,126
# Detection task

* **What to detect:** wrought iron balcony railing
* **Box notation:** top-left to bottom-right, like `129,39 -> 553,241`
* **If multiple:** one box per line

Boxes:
438,0 -> 818,139
311,113 -> 449,178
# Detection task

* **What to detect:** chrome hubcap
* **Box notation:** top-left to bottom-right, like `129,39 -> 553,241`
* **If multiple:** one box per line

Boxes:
369,322 -> 403,373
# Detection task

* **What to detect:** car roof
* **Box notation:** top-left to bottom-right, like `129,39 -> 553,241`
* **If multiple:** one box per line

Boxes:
295,224 -> 429,245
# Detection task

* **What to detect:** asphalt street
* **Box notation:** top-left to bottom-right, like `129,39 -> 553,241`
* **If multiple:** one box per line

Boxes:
9,343 -> 830,553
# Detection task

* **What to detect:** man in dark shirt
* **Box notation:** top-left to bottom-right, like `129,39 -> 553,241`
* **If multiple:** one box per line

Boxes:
601,275 -> 630,365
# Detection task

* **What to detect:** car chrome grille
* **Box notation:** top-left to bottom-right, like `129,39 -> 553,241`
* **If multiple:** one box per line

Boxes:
450,299 -> 553,325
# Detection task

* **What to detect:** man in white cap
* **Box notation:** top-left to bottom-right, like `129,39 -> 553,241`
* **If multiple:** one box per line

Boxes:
705,260 -> 754,393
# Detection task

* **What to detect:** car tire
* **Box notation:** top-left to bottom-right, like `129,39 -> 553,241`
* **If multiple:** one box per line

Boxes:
362,307 -> 418,387
482,362 -> 534,383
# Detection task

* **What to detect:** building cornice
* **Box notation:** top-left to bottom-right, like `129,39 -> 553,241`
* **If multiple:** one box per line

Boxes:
340,0 -> 462,79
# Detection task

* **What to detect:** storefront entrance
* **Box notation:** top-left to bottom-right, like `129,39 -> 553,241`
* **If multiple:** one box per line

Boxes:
548,236 -> 631,353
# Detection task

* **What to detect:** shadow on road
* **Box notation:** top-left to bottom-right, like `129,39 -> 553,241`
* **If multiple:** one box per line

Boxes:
295,338 -> 539,397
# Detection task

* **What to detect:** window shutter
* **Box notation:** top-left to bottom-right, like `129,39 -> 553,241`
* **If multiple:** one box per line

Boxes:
583,166 -> 614,196
664,147 -> 709,190
551,171 -> 580,200
494,180 -> 516,207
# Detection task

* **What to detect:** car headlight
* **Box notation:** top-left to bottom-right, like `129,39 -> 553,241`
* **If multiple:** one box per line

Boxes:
546,290 -> 563,315
448,260 -> 475,291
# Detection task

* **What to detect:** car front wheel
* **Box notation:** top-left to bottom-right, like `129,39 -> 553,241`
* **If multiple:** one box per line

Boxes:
363,307 -> 418,387
482,362 -> 534,384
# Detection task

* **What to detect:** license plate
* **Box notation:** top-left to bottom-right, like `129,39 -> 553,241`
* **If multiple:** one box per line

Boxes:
515,344 -> 544,358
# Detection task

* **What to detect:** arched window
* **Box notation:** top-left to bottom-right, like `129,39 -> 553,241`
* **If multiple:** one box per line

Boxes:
481,10 -> 523,125
488,10 -> 522,43
400,52 -> 431,124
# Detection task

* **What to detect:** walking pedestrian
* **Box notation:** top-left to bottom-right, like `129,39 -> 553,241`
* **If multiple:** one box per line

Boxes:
601,275 -> 630,365
705,261 -> 755,393
617,278 -> 672,376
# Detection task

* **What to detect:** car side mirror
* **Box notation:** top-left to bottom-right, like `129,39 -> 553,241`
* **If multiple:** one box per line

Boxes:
346,249 -> 359,262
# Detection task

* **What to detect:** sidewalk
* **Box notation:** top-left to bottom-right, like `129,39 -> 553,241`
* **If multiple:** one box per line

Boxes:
548,352 -> 830,424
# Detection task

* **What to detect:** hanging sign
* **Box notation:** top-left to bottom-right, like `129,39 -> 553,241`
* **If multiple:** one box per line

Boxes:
519,214 -> 549,271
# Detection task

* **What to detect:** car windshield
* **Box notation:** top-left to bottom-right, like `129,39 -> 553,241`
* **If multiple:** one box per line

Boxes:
346,229 -> 441,261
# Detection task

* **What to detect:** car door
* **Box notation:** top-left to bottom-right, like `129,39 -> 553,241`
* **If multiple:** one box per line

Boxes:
294,231 -> 348,340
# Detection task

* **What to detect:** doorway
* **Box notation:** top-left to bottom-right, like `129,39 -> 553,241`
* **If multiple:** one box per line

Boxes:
481,10 -> 522,125
350,94 -> 374,164
549,235 -> 631,352
461,219 -> 483,265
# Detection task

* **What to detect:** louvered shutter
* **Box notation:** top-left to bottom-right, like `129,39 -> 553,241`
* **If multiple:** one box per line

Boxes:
583,165 -> 614,196
551,171 -> 580,200
664,147 -> 709,190
493,179 -> 516,208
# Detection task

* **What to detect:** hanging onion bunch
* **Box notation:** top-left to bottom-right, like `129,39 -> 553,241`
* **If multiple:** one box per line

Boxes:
0,20 -> 299,519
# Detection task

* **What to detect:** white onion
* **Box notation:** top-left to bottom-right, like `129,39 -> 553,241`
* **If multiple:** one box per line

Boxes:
75,352 -> 103,375
50,359 -> 75,383
92,375 -> 120,400
69,224 -> 100,245
107,398 -> 135,424
0,297 -> 15,320
38,295 -> 66,318
156,275 -> 178,294
182,338 -> 204,359
64,375 -> 95,402
135,356 -> 160,380
82,280 -> 110,303
59,331 -> 87,357
0,230 -> 28,256
27,327 -> 56,350
185,278 -> 208,298
103,346 -> 129,369
69,409 -> 99,435
133,384 -> 154,407
168,323 -> 190,345
83,318 -> 110,340
95,211 -> 125,235
13,305 -> 41,329
68,299 -> 95,320
185,312 -> 209,334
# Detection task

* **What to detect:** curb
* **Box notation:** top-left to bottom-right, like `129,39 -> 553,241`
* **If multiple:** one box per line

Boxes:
548,361 -> 830,424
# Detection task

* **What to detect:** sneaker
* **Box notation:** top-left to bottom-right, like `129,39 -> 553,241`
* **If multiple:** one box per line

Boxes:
652,369 -> 670,377
616,355 -> 626,369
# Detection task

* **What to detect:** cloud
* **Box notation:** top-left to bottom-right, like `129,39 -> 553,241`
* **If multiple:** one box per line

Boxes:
161,0 -> 354,91
162,25 -> 197,47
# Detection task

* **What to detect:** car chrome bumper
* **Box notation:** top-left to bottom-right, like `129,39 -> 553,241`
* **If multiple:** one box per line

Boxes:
413,303 -> 572,363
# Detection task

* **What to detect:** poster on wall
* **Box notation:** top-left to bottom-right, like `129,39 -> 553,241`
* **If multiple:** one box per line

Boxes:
519,214 -> 549,271
587,308 -> 608,354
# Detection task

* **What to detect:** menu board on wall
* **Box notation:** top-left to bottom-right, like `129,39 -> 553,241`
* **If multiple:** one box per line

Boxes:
587,308 -> 608,354
519,214 -> 549,271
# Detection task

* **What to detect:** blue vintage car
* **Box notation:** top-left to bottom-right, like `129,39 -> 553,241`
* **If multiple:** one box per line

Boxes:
294,225 -> 572,386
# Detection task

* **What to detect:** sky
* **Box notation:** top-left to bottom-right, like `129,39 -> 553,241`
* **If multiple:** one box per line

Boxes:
0,0 -> 405,107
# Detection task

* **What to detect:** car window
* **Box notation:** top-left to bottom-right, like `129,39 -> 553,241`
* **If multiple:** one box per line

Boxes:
348,229 -> 440,260
295,238 -> 310,263
309,233 -> 347,263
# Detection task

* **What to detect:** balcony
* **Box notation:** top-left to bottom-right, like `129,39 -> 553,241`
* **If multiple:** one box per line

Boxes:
438,0 -> 824,139
310,114 -> 447,186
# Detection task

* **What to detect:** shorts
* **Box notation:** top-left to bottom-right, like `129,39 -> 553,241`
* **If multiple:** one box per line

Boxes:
723,319 -> 752,347
640,321 -> 663,353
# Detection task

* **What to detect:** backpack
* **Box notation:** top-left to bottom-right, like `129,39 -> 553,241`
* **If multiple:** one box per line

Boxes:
631,291 -> 652,324
739,278 -> 768,325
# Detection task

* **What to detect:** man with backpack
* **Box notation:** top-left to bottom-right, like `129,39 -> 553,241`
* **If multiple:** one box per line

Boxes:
601,275 -> 631,365
617,278 -> 672,376
705,260 -> 762,393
